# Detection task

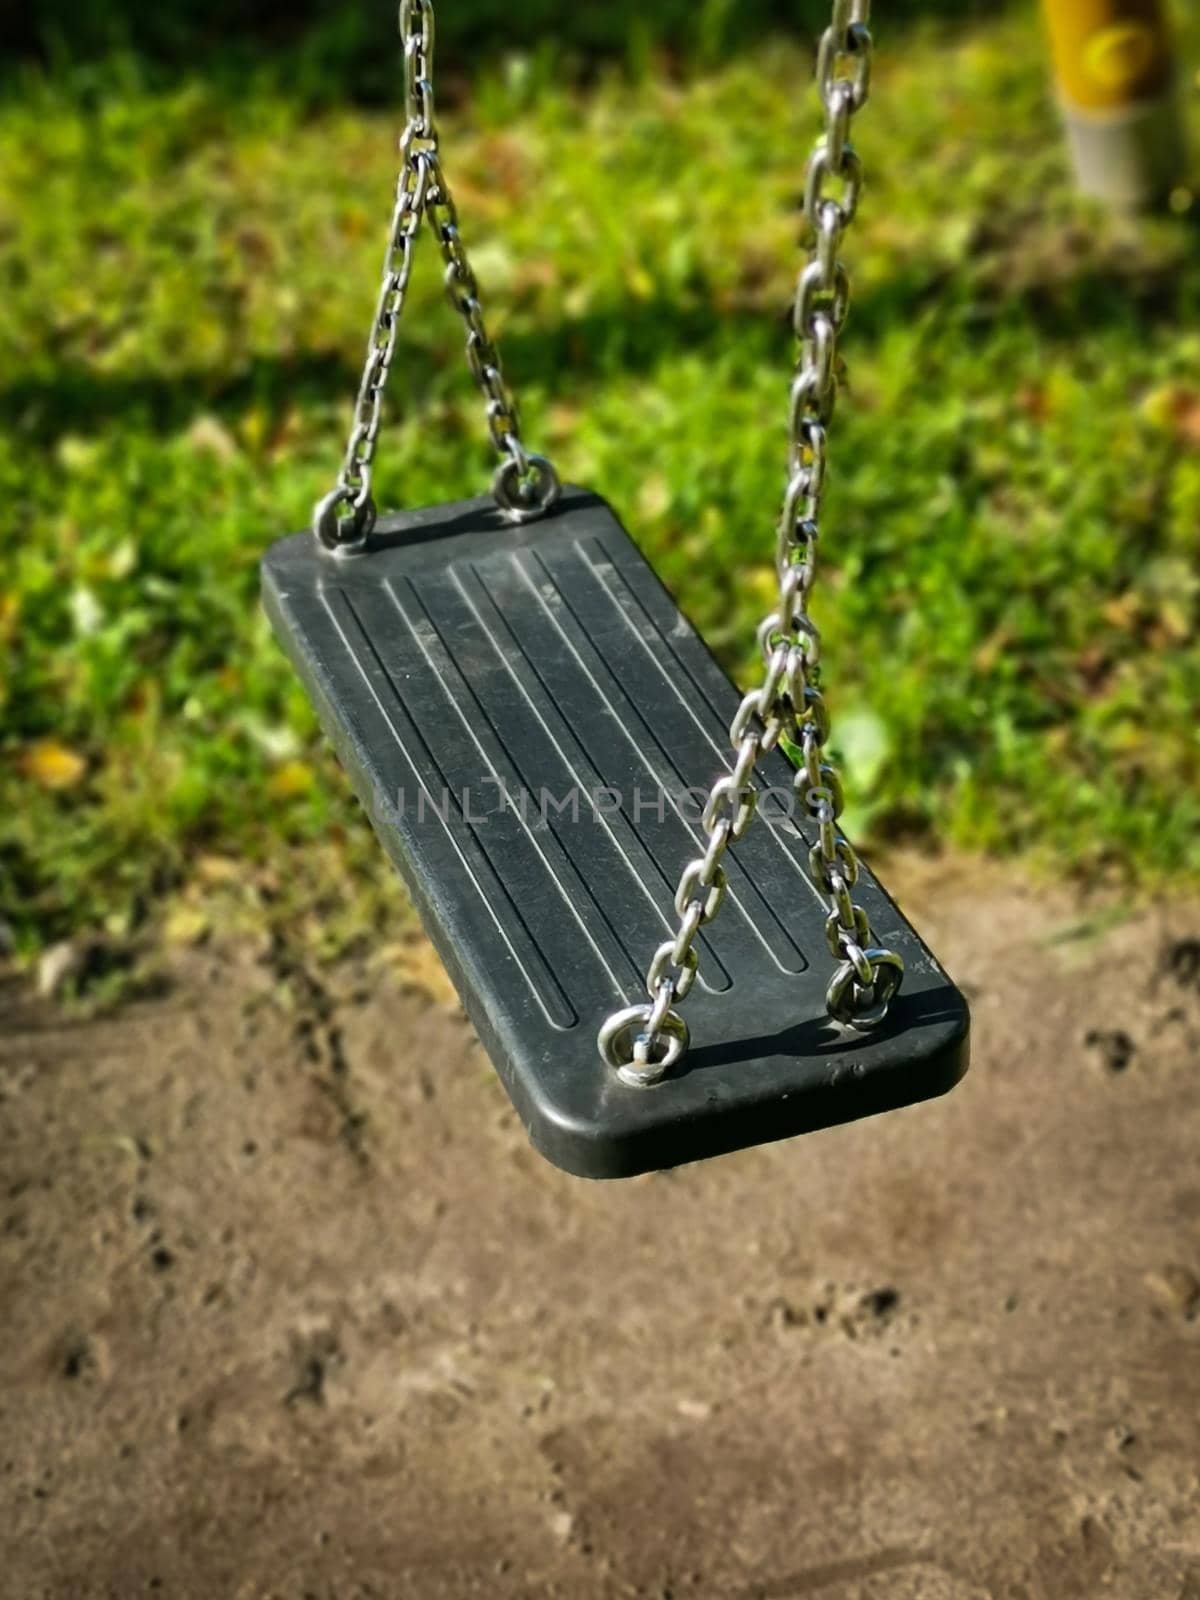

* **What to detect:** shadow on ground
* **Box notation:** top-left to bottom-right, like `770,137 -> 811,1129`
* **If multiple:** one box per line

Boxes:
12,1 -> 1005,103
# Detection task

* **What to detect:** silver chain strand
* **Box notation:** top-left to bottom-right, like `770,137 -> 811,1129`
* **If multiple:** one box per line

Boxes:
598,0 -> 902,1086
313,0 -> 560,551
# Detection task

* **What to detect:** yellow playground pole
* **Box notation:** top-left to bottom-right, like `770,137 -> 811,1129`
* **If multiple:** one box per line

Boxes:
1040,0 -> 1184,207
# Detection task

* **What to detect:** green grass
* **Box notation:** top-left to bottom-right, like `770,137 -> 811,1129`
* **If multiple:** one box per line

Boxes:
3,5 -> 1200,966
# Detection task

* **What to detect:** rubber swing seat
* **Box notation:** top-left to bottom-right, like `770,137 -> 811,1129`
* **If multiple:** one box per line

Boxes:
262,487 -> 969,1178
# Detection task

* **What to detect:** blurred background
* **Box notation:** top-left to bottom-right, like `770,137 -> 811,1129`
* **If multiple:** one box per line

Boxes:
3,0 -> 1198,992
5,9 -> 1200,1596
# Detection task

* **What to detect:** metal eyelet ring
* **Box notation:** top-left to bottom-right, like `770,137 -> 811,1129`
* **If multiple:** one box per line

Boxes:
313,489 -> 376,555
826,947 -> 904,1031
597,1004 -> 689,1087
492,452 -> 562,525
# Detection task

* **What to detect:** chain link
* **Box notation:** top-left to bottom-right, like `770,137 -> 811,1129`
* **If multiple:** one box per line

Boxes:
598,0 -> 903,1084
313,0 -> 559,552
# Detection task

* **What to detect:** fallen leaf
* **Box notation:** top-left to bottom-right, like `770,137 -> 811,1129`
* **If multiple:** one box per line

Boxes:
637,474 -> 672,521
57,436 -> 98,473
37,939 -> 87,998
70,585 -> 103,637
195,854 -> 242,885
187,414 -> 239,461
242,715 -> 301,761
1144,1264 -> 1200,1319
1102,593 -> 1140,628
164,904 -> 211,947
267,760 -> 314,799
22,739 -> 87,790
1141,383 -> 1200,448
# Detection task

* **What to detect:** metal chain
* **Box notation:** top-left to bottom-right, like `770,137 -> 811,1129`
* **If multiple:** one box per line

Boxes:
313,0 -> 560,552
598,0 -> 902,1086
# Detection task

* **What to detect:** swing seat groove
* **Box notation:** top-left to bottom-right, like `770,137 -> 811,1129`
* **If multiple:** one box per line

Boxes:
262,487 -> 969,1178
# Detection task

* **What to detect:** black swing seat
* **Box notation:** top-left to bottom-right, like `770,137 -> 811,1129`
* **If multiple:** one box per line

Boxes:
262,487 -> 969,1178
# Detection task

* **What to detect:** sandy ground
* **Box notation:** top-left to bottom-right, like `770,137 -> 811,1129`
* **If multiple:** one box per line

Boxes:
2,857 -> 1199,1600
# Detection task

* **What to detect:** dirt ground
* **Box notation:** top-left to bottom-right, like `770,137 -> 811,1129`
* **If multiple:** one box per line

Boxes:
2,856 -> 1199,1600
